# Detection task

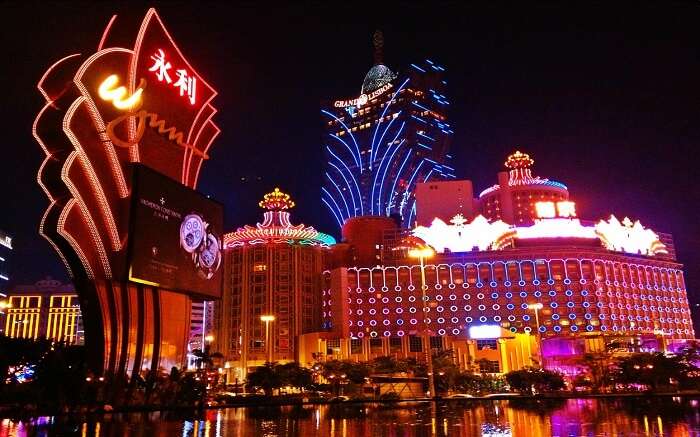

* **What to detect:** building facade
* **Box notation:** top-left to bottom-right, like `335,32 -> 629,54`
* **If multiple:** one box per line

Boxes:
2,277 -> 83,344
0,230 -> 12,328
322,31 -> 454,229
321,151 -> 694,376
216,188 -> 335,381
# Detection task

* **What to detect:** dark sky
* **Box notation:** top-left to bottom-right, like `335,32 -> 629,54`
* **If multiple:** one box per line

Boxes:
2,2 -> 700,315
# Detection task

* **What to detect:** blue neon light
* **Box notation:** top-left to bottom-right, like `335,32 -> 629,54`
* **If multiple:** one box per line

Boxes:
370,79 -> 409,168
410,63 -> 426,72
322,109 -> 362,173
322,197 -> 343,228
375,139 -> 405,215
322,187 -> 345,223
386,149 -> 414,216
325,172 -> 350,218
326,146 -> 363,215
328,160 -> 359,216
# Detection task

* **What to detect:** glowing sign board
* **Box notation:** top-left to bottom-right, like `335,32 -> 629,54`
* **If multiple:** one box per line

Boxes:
468,325 -> 502,339
535,201 -> 576,218
333,83 -> 393,108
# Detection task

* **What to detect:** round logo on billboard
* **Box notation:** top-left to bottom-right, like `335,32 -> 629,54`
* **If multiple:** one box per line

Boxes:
180,214 -> 205,253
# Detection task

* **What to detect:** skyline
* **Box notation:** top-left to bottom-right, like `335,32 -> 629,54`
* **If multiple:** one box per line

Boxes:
2,0 -> 699,310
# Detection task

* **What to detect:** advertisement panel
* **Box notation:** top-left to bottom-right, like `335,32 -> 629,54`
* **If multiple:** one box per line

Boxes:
128,164 -> 223,298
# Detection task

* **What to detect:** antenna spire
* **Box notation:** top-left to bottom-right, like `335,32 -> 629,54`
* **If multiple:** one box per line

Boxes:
373,30 -> 384,65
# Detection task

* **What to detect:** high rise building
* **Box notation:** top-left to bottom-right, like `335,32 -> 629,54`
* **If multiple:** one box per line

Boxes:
216,188 -> 335,381
0,230 -> 12,328
2,277 -> 83,344
322,31 -> 454,229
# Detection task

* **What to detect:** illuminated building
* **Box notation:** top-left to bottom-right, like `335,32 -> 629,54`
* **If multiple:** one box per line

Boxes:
322,31 -> 454,229
0,230 -> 12,331
186,300 -> 214,368
216,188 -> 335,380
322,151 -> 694,376
33,8 -> 223,374
3,277 -> 83,344
479,150 -> 569,225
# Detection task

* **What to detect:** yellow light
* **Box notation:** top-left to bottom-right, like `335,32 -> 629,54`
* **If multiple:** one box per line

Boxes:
98,74 -> 145,110
260,315 -> 276,322
408,247 -> 435,259
528,303 -> 543,310
205,335 -> 215,343
556,201 -> 577,218
535,201 -> 556,218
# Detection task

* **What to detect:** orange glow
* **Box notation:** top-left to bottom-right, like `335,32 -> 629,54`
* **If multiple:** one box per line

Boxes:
98,74 -> 145,110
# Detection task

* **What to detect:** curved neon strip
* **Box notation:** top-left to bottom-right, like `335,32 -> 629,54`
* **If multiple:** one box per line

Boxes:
369,78 -> 409,168
328,161 -> 358,216
326,146 -> 363,215
370,122 -> 406,213
386,149 -> 414,216
370,112 -> 400,169
400,160 -> 425,216
407,200 -> 417,228
374,139 -> 405,215
325,172 -> 350,219
322,187 -> 345,224
374,118 -> 405,176
329,134 -> 360,170
322,197 -> 343,229
423,169 -> 434,182
322,109 -> 362,173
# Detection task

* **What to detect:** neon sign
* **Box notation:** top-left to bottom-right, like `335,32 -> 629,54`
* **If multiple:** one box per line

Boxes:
535,201 -> 576,218
412,214 -> 513,253
333,83 -> 393,108
149,49 -> 197,105
413,213 -> 668,257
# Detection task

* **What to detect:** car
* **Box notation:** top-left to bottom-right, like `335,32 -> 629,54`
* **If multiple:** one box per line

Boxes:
328,396 -> 351,402
446,393 -> 474,399
483,393 -> 521,398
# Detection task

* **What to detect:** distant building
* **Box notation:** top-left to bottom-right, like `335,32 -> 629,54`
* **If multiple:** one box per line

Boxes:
216,188 -> 335,382
2,277 -> 83,344
186,300 -> 215,368
322,31 -> 454,229
0,230 -> 12,332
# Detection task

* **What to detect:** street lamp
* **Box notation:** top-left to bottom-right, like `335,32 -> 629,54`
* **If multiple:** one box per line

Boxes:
260,315 -> 275,363
527,303 -> 544,367
408,243 -> 436,398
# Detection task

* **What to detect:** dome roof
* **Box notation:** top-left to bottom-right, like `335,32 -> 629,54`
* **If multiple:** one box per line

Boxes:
361,64 -> 396,94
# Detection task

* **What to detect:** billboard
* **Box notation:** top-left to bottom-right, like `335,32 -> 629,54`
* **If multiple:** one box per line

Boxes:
128,165 -> 222,298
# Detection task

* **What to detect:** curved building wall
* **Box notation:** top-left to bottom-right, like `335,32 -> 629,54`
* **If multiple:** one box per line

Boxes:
325,249 -> 693,341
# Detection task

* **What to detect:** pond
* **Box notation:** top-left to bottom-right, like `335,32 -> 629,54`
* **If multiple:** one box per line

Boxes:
2,397 -> 700,436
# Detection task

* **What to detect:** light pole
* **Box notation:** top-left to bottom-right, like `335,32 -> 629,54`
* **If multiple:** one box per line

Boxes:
260,315 -> 275,363
408,245 -> 436,398
527,303 -> 544,367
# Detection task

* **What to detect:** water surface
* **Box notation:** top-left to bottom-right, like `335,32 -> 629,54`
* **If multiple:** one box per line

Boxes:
2,397 -> 700,436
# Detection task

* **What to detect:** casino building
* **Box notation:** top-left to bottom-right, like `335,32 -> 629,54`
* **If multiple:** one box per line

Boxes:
0,230 -> 12,330
2,277 -> 84,344
215,188 -> 335,381
322,31 -> 454,230
322,151 -> 694,375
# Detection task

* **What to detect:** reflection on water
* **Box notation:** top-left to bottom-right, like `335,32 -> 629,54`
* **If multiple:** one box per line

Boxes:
2,398 -> 700,436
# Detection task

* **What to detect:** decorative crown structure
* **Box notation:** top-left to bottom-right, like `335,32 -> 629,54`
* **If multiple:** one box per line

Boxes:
505,150 -> 534,169
259,188 -> 295,211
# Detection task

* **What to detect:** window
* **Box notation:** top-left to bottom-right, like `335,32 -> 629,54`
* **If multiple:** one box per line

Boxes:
409,336 -> 423,352
327,338 -> 341,355
479,360 -> 500,374
389,337 -> 402,352
351,338 -> 362,354
476,339 -> 498,350
429,336 -> 443,351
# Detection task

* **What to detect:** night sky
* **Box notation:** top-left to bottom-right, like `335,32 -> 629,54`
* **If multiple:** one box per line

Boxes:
2,2 -> 700,321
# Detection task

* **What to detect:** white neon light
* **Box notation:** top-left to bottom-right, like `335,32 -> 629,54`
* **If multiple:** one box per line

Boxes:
412,214 -> 512,253
333,83 -> 393,108
468,324 -> 501,339
515,218 -> 597,240
595,215 -> 668,256
535,202 -> 556,218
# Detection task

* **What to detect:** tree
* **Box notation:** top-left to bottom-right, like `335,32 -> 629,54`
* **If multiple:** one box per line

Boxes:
614,352 -> 687,391
276,362 -> 313,391
246,362 -> 282,396
505,367 -> 565,394
575,352 -> 615,393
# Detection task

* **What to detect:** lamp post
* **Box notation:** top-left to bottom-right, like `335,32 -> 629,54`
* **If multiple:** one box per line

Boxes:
260,315 -> 275,363
527,303 -> 544,368
408,245 -> 436,398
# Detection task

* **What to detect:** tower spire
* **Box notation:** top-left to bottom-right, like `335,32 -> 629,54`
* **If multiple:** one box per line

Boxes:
373,30 -> 384,65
